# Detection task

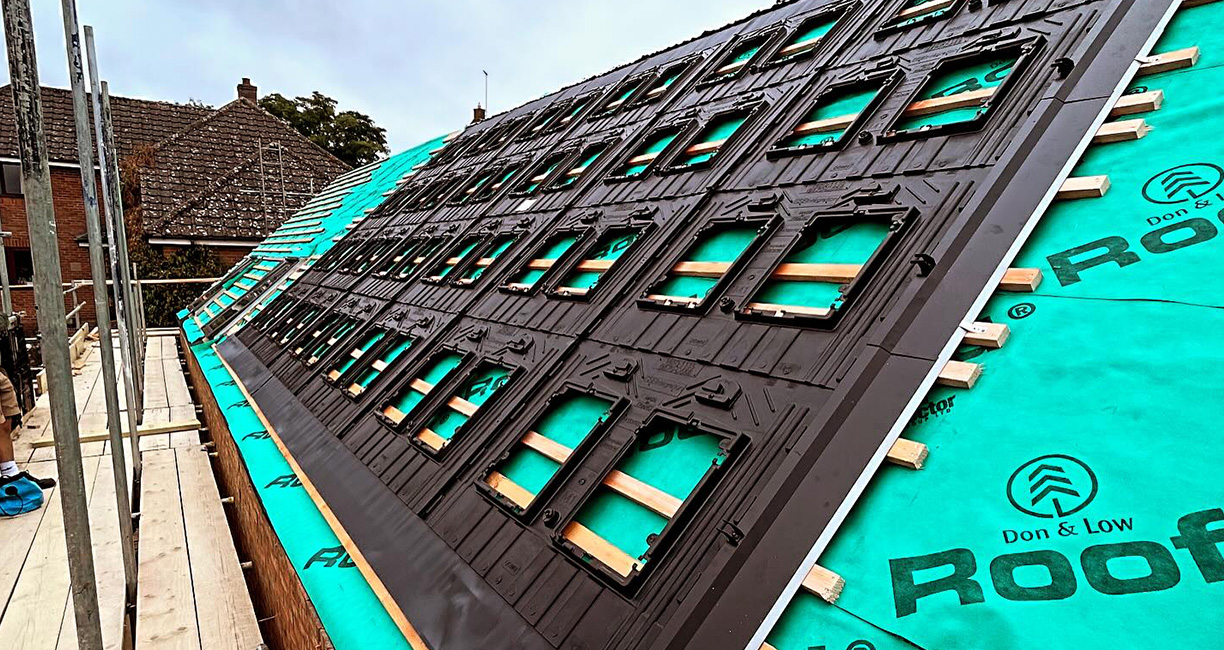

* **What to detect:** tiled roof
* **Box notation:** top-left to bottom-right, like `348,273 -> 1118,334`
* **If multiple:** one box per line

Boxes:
138,99 -> 349,240
0,85 -> 211,163
0,86 -> 350,241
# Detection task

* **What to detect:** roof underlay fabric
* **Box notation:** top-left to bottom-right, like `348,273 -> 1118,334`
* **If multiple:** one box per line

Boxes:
176,1 -> 1224,649
178,135 -> 446,650
764,5 -> 1224,649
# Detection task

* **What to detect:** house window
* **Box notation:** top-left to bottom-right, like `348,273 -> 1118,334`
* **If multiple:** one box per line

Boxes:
880,0 -> 963,33
472,162 -> 525,202
771,73 -> 897,155
557,415 -> 743,585
7,248 -> 31,285
342,333 -> 415,398
425,237 -> 483,282
703,31 -> 776,84
594,76 -> 650,118
327,329 -> 387,383
514,151 -> 570,196
551,227 -> 646,298
556,93 -> 597,129
741,211 -> 910,323
635,59 -> 695,105
609,123 -> 691,179
640,216 -> 774,311
380,351 -> 466,427
502,230 -> 588,293
547,142 -> 611,190
1,163 -> 22,196
410,361 -> 513,453
667,108 -> 756,170
481,389 -> 620,515
767,12 -> 843,65
455,234 -> 518,286
378,236 -> 448,281
886,46 -> 1028,139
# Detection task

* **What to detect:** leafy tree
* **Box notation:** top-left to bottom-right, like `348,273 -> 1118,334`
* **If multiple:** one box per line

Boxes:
258,91 -> 389,166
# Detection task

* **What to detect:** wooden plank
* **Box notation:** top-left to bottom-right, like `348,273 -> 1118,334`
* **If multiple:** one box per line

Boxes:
1093,118 -> 1151,144
771,262 -> 860,282
1057,175 -> 1110,200
521,431 -> 573,464
792,112 -> 856,135
903,86 -> 996,118
645,294 -> 702,306
447,396 -> 479,418
56,457 -> 127,650
415,428 -> 448,451
684,138 -> 727,156
1109,89 -> 1163,117
777,36 -> 821,58
526,258 -> 557,270
744,302 -> 833,317
999,268 -> 1043,292
713,59 -> 748,76
896,0 -> 955,19
963,322 -> 1010,349
177,448 -> 263,649
485,472 -> 535,510
29,420 -> 201,448
0,457 -> 99,650
886,438 -> 929,470
800,564 -> 845,604
671,261 -> 731,277
136,449 -> 201,650
626,151 -> 660,165
575,259 -> 615,272
562,521 -> 641,578
937,360 -> 982,389
603,470 -> 682,519
1137,46 -> 1199,76
212,350 -> 431,650
0,460 -> 56,626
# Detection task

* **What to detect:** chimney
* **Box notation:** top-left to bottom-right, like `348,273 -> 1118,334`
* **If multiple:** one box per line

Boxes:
237,77 -> 258,102
472,103 -> 486,123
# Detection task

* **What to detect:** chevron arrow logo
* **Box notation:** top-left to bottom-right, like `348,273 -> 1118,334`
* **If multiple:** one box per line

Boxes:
1142,163 -> 1223,205
1007,455 -> 1098,519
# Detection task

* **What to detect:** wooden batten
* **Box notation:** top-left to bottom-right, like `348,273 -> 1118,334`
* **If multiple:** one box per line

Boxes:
777,36 -> 821,58
684,139 -> 727,156
416,428 -> 447,451
562,521 -> 641,578
576,259 -> 615,272
937,360 -> 982,389
527,258 -> 557,270
1110,89 -> 1163,117
447,396 -> 479,417
646,294 -> 702,305
1093,119 -> 1151,144
627,151 -> 661,165
800,564 -> 845,604
1137,46 -> 1199,76
903,86 -> 996,118
671,261 -> 732,277
999,268 -> 1043,292
897,0 -> 956,19
793,112 -> 856,135
554,286 -> 589,296
1057,175 -> 1110,200
486,472 -> 535,509
745,302 -> 833,318
381,405 -> 406,425
886,438 -> 929,470
714,60 -> 748,77
521,430 -> 573,464
603,469 -> 683,519
771,262 -> 860,282
963,321 -> 1010,349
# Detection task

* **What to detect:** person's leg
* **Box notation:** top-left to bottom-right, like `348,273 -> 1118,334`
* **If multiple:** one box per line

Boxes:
0,414 -> 15,478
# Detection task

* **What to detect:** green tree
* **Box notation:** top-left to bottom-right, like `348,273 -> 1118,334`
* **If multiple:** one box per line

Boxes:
258,91 -> 389,166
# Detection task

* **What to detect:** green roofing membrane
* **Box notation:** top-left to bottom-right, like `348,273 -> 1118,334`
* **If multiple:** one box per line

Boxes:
177,134 -> 445,650
895,56 -> 1017,132
781,85 -> 880,149
657,224 -> 758,299
764,4 -> 1224,649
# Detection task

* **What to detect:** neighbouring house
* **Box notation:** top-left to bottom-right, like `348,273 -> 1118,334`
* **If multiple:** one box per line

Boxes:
0,78 -> 349,331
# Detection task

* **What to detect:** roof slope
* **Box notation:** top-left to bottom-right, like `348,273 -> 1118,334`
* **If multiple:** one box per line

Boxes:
0,85 -> 210,163
138,98 -> 349,240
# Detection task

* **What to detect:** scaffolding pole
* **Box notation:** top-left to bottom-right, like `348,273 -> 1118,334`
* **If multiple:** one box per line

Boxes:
60,0 -> 138,606
83,26 -> 142,480
1,2 -> 104,649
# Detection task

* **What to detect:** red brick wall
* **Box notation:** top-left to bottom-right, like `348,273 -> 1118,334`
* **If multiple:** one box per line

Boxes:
2,166 -> 106,334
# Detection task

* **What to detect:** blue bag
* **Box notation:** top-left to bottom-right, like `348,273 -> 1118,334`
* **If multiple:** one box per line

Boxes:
0,474 -> 45,516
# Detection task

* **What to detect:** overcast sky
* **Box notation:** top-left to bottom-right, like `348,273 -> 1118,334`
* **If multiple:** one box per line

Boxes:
7,0 -> 765,151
